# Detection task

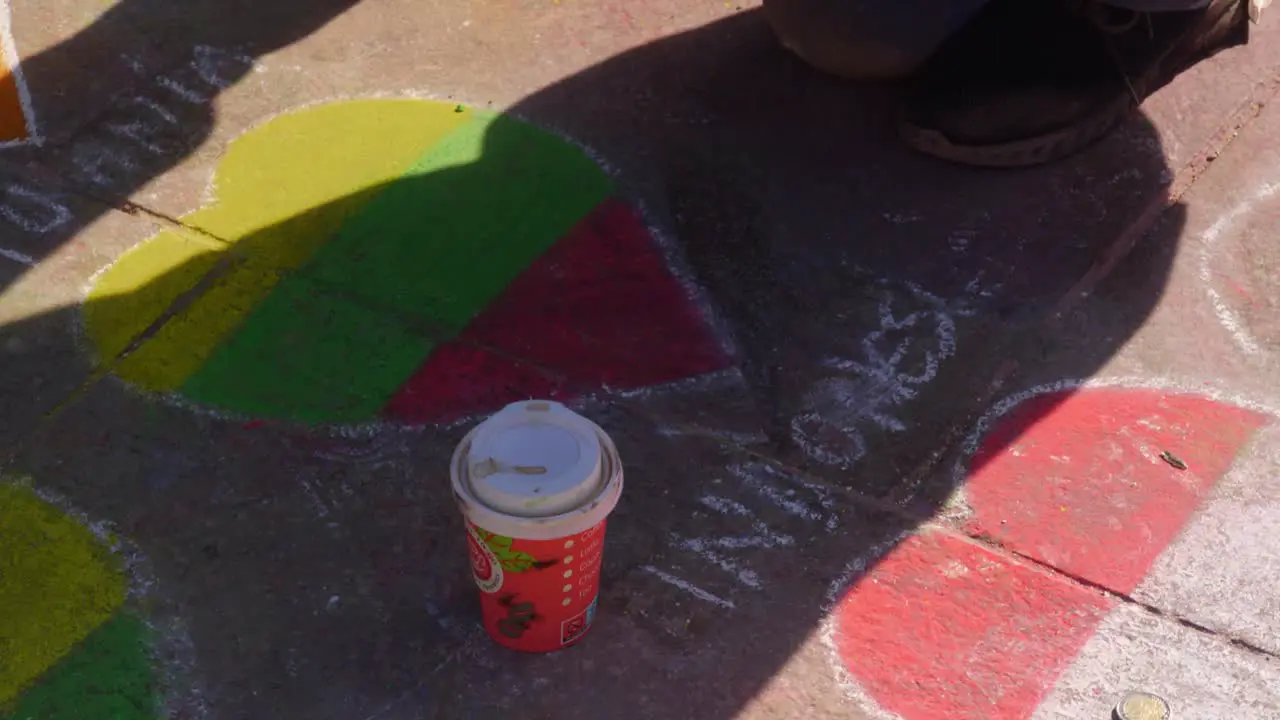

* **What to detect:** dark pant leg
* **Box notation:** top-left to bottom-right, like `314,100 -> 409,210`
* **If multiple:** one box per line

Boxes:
1106,0 -> 1213,10
763,0 -> 993,79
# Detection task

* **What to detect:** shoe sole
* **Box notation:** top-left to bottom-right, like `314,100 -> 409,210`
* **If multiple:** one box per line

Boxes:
899,0 -> 1246,168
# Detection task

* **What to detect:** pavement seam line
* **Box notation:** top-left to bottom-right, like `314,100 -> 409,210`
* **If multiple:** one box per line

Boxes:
950,524 -> 1280,662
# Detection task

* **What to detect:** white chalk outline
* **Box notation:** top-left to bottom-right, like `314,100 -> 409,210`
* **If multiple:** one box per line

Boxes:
640,565 -> 735,609
0,244 -> 32,265
1197,180 -> 1279,357
0,1 -> 40,147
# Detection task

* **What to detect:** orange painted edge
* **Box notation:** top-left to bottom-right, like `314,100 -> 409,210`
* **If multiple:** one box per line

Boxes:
0,4 -> 35,144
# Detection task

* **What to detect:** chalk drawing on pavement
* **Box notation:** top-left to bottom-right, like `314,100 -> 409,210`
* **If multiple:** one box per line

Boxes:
641,276 -> 989,610
821,379 -> 1280,720
0,481 -> 205,720
790,277 -> 986,469
642,460 -> 841,607
1197,180 -> 1280,358
80,98 -> 729,428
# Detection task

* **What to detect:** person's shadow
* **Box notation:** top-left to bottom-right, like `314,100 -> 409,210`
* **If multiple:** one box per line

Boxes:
0,5 -> 1201,720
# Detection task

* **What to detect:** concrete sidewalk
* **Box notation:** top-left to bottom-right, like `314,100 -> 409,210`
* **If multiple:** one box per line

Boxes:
0,1 -> 1279,718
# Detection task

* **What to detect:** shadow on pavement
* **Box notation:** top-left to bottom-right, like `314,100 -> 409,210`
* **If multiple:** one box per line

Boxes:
0,6 -> 1195,720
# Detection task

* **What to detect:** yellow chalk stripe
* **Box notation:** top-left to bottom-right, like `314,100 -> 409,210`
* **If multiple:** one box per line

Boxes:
186,99 -> 473,269
0,484 -> 126,706
110,257 -> 283,392
0,31 -> 31,143
83,231 -> 221,383
84,99 -> 471,393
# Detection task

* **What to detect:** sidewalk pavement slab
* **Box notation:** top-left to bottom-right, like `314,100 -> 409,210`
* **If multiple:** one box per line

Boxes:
2,0 -> 1280,719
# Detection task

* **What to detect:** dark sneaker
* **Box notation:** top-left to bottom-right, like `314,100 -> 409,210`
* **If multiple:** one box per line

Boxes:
898,0 -> 1248,167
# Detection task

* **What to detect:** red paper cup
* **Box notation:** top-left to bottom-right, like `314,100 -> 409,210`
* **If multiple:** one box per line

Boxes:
451,400 -> 623,652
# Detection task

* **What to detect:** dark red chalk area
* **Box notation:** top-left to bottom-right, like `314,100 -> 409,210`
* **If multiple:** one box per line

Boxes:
384,198 -> 730,424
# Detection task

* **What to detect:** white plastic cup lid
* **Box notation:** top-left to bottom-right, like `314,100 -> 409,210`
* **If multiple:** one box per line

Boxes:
465,401 -> 603,518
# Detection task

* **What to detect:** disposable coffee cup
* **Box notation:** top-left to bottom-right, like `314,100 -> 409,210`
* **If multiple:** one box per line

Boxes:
451,400 -> 623,652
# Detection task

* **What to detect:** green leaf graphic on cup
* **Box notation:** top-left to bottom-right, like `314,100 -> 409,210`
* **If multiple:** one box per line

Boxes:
479,531 -> 537,573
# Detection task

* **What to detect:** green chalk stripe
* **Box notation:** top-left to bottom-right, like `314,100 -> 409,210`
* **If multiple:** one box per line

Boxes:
302,110 -> 613,330
2,612 -> 156,720
180,275 -> 435,423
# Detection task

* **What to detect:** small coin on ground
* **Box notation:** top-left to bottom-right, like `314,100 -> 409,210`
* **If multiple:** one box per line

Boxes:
1115,691 -> 1171,720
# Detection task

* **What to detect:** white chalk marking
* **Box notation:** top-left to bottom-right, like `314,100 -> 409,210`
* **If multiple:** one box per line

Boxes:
669,533 -> 762,588
699,494 -> 752,517
0,1 -> 39,146
652,461 -> 838,603
701,533 -> 794,550
297,477 -> 330,518
0,183 -> 72,233
655,424 -> 768,447
105,120 -> 164,154
72,144 -> 138,187
120,54 -> 148,75
0,244 -> 33,265
640,566 -> 735,609
678,491 -> 799,587
128,96 -> 179,125
191,45 -> 251,90
1196,181 -> 1278,356
792,278 -> 981,469
882,212 -> 922,225
948,230 -> 976,252
733,463 -> 840,531
157,76 -> 209,104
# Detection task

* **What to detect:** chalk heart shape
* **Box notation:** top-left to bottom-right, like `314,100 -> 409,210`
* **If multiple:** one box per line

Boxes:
0,484 -> 155,719
84,99 -> 728,427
